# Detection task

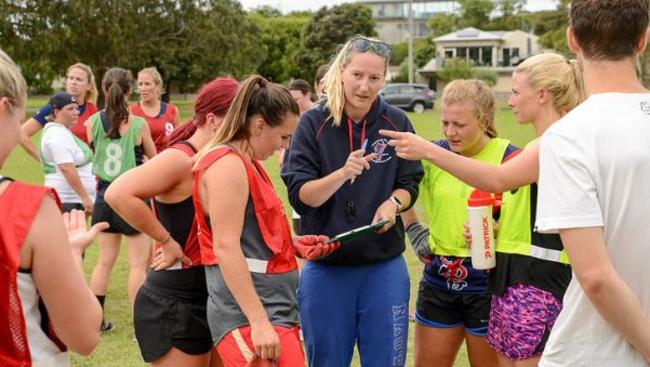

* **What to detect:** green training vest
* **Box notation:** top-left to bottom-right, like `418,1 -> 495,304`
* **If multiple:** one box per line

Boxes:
496,140 -> 570,264
40,123 -> 93,175
421,138 -> 510,257
91,112 -> 144,182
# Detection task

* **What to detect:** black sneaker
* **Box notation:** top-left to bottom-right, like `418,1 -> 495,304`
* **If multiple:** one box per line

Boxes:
100,320 -> 115,334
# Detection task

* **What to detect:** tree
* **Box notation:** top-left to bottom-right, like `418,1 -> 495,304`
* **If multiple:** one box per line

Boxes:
526,6 -> 570,56
295,3 -> 377,81
427,13 -> 459,39
0,0 -> 71,93
390,38 -> 434,67
1,0 -> 263,96
415,40 -> 436,68
251,12 -> 309,83
487,0 -> 530,31
457,0 -> 495,29
390,42 -> 409,66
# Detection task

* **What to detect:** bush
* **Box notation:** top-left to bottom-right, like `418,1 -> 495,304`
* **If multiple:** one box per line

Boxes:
438,58 -> 497,86
388,60 -> 408,83
437,58 -> 474,81
473,68 -> 497,87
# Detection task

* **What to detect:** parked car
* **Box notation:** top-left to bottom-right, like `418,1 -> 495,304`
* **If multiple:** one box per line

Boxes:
380,83 -> 435,113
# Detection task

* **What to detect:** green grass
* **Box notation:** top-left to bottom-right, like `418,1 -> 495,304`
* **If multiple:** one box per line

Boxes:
4,98 -> 535,367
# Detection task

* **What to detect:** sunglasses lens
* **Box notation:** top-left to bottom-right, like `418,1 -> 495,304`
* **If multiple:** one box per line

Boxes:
351,38 -> 371,52
351,38 -> 390,57
373,42 -> 390,56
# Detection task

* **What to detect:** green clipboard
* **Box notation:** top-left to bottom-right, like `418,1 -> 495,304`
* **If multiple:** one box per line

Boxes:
325,219 -> 389,244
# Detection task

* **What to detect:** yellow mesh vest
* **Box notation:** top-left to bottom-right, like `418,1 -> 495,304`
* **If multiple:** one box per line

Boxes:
496,140 -> 570,264
420,138 -> 511,257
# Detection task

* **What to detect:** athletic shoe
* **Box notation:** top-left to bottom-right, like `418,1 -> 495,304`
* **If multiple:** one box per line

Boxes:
100,320 -> 114,334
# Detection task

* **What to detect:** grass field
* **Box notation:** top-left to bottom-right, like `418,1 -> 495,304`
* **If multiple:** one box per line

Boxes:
4,98 -> 535,367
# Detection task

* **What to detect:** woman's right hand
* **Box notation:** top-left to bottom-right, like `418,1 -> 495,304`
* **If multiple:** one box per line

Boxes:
251,320 -> 281,360
340,149 -> 376,182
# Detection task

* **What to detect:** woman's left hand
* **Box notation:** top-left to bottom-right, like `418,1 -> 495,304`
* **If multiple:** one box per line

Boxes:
379,129 -> 433,161
372,199 -> 399,233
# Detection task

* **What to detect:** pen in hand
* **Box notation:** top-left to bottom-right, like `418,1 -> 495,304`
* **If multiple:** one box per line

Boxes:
350,138 -> 369,185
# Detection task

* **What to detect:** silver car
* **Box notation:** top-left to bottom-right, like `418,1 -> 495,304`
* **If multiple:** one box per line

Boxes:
380,83 -> 436,113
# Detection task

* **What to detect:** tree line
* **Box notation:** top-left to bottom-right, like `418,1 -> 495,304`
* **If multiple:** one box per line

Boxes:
4,0 -> 648,96
0,0 -> 376,96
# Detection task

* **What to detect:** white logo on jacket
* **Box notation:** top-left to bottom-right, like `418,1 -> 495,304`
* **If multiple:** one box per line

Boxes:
370,138 -> 392,164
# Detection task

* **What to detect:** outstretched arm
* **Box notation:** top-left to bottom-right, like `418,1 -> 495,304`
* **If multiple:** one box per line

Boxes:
380,129 -> 538,192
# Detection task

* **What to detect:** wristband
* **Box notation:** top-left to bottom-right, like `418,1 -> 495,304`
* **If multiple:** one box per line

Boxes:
389,196 -> 403,211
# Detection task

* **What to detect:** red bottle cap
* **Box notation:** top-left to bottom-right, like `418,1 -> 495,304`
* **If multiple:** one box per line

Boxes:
467,189 -> 493,207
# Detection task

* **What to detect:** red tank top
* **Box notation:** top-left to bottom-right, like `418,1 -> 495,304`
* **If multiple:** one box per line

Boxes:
0,180 -> 61,366
69,101 -> 97,144
193,146 -> 297,274
151,142 -> 202,269
130,102 -> 178,153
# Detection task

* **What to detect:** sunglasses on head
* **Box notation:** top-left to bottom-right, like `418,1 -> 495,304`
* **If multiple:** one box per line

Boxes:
349,37 -> 391,57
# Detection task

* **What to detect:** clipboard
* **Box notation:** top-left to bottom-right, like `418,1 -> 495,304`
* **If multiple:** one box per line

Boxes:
325,219 -> 389,244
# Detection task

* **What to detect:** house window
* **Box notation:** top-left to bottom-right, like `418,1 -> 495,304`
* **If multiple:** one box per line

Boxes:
481,47 -> 493,66
503,47 -> 520,66
444,49 -> 454,58
469,47 -> 480,65
457,47 -> 467,58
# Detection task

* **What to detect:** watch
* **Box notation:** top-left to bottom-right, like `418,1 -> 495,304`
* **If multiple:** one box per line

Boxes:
389,195 -> 403,211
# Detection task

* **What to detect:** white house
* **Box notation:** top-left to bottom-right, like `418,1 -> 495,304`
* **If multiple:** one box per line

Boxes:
419,27 -> 542,96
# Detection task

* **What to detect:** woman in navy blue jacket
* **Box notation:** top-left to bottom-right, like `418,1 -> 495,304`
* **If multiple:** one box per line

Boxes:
281,36 -> 423,367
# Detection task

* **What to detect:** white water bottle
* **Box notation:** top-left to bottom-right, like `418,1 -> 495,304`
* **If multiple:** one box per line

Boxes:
467,189 -> 496,270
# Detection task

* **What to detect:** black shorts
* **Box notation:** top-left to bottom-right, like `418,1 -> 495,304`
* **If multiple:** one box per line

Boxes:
415,280 -> 491,336
134,268 -> 212,362
62,202 -> 84,213
91,201 -> 139,235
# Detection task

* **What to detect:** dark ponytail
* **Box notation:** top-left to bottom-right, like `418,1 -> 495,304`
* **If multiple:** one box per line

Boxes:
168,77 -> 239,146
101,68 -> 132,139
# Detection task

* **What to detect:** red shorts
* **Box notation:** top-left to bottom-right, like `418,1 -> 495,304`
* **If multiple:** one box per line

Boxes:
216,325 -> 305,367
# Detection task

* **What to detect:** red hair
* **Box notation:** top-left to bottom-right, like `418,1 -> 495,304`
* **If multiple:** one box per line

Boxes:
168,77 -> 239,146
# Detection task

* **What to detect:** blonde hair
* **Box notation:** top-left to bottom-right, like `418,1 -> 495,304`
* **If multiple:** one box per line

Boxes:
515,53 -> 585,117
138,67 -> 164,99
67,63 -> 98,104
194,75 -> 299,166
323,36 -> 389,126
441,79 -> 497,138
0,48 -> 27,110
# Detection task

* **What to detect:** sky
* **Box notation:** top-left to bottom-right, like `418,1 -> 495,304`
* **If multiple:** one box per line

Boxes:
237,0 -> 558,14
